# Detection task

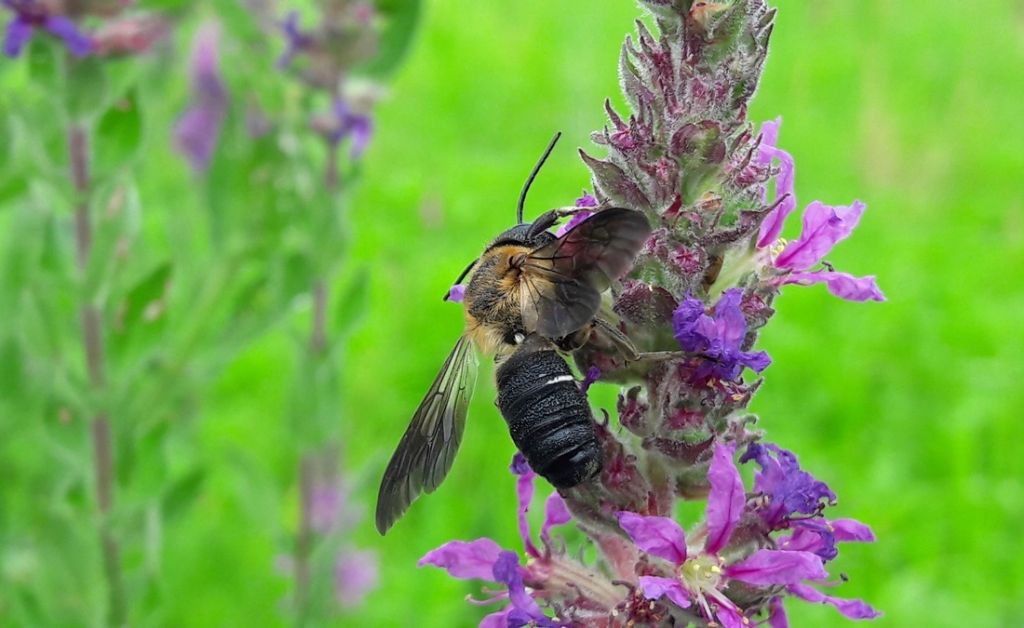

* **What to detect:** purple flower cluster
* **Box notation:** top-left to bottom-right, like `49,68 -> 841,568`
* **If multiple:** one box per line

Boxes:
422,448 -> 876,626
673,289 -> 771,382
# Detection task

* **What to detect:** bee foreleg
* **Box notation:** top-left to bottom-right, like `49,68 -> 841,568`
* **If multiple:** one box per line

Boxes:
593,317 -> 686,364
526,208 -> 585,239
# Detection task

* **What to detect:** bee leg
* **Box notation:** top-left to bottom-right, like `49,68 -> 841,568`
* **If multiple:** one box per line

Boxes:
593,318 -> 686,363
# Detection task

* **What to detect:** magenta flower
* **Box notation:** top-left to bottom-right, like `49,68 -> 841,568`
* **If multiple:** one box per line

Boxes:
173,22 -> 227,174
740,442 -> 836,532
579,366 -> 601,394
618,444 -> 825,626
772,200 -> 885,302
673,289 -> 771,382
617,443 -> 878,625
419,454 -> 571,627
2,0 -> 91,58
575,191 -> 598,208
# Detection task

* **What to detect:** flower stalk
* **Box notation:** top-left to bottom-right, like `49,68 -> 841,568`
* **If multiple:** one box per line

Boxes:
422,1 -> 883,625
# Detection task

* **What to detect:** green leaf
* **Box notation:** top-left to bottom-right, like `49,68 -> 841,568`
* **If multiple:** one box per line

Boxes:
361,0 -> 422,78
161,468 -> 206,521
95,89 -> 143,175
118,261 -> 173,333
333,269 -> 370,335
64,56 -> 108,120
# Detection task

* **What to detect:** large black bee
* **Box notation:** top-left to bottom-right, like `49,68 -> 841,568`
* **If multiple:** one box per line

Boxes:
375,134 -> 651,534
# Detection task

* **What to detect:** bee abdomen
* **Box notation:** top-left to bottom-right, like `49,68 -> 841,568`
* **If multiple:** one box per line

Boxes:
495,350 -> 602,489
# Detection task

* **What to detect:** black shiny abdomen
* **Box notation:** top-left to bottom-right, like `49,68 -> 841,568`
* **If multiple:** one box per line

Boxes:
495,349 -> 602,489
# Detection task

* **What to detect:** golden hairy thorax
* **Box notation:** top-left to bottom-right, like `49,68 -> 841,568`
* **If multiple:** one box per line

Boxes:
462,244 -> 530,356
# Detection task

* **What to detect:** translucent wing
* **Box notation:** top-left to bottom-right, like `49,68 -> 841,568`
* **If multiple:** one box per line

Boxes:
375,335 -> 479,534
520,208 -> 651,338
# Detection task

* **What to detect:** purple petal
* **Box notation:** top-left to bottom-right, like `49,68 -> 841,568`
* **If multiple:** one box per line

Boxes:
510,453 -> 539,557
638,576 -> 691,609
418,538 -> 505,580
43,15 -> 91,57
541,492 -> 571,543
832,518 -> 876,543
775,201 -> 866,271
672,294 -> 709,352
479,607 -> 513,628
713,289 -> 747,349
616,511 -> 687,565
714,603 -> 748,628
725,550 -> 826,586
555,210 -> 594,238
348,113 -> 373,159
704,443 -> 744,555
768,596 -> 789,628
781,270 -> 885,302
739,350 -> 772,373
493,552 -> 551,625
740,443 -> 836,530
580,366 -> 601,394
447,284 -> 466,302
788,583 -> 882,620
333,549 -> 378,608
756,119 -> 797,248
575,192 -> 599,208
3,15 -> 34,57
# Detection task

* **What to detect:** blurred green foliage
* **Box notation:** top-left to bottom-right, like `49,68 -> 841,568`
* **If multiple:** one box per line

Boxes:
1,0 -> 1022,626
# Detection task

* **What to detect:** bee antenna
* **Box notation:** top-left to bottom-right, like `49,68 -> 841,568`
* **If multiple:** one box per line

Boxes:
517,131 -> 562,224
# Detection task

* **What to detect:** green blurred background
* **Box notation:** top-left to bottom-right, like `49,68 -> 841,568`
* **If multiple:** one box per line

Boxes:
3,0 -> 1023,626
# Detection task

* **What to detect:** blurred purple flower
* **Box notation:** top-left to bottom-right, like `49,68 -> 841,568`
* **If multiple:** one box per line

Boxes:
173,22 -> 227,174
334,548 -> 378,608
617,444 -> 826,626
2,0 -> 91,58
673,289 -> 771,381
277,10 -> 313,69
329,98 -> 373,159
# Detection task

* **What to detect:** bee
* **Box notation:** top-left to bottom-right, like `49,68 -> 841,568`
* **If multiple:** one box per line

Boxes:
375,134 -> 651,534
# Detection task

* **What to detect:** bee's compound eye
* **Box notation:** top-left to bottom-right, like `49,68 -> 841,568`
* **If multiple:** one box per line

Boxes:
514,333 -> 525,345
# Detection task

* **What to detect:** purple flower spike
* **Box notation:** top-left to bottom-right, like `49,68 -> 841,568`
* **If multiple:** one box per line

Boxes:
418,538 -> 505,580
173,22 -> 227,174
673,289 -> 771,381
704,443 -> 744,554
756,117 -> 796,248
615,511 -> 687,565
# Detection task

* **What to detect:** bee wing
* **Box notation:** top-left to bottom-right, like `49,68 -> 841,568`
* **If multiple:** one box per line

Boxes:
375,335 -> 479,534
520,208 -> 651,338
